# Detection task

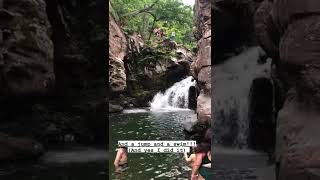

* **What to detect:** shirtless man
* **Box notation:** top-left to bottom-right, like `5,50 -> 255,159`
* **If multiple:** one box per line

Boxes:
114,146 -> 129,174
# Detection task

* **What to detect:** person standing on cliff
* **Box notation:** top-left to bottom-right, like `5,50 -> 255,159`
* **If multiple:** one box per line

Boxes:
170,31 -> 176,41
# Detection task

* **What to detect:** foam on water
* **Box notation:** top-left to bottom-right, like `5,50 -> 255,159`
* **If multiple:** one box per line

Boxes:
122,109 -> 149,113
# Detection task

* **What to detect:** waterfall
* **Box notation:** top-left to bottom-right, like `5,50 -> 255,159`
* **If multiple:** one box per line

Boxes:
150,76 -> 196,111
213,47 -> 272,148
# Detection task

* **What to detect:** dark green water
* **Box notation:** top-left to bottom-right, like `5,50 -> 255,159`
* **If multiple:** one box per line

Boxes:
109,109 -> 197,180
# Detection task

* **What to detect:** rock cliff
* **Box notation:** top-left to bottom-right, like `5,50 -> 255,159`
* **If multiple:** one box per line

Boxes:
109,8 -> 127,93
0,0 -> 107,161
0,0 -> 54,103
255,0 -> 320,179
193,0 -> 211,123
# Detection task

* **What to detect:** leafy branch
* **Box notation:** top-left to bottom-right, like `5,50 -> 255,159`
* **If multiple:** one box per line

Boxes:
121,0 -> 159,17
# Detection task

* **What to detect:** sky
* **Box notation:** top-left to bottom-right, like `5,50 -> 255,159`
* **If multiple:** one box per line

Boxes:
181,0 -> 195,7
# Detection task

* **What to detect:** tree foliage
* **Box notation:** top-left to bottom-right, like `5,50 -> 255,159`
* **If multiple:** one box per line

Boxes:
110,0 -> 196,50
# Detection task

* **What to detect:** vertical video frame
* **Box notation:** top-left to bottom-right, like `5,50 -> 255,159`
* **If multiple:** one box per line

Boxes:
109,0 -> 212,179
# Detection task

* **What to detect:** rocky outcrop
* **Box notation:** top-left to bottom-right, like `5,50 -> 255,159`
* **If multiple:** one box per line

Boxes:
176,45 -> 193,63
255,0 -> 320,179
109,10 -> 127,93
124,31 -> 145,84
0,0 -> 54,97
193,0 -> 211,123
127,32 -> 144,55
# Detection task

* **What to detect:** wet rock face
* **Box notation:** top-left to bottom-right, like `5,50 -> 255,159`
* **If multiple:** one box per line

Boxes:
0,0 -> 54,96
255,0 -> 320,178
109,13 -> 128,93
193,0 -> 211,123
188,86 -> 197,110
0,0 -> 107,144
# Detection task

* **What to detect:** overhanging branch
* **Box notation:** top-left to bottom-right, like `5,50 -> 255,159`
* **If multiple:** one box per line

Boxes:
121,0 -> 159,17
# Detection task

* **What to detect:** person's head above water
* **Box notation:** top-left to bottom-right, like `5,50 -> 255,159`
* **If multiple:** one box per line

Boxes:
117,145 -> 127,151
189,121 -> 211,143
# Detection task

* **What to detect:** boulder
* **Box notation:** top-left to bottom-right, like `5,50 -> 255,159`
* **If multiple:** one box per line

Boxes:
109,56 -> 127,92
196,93 -> 211,122
109,103 -> 123,113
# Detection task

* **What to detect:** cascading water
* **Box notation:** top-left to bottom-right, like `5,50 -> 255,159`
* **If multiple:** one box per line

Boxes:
150,76 -> 196,111
213,46 -> 272,148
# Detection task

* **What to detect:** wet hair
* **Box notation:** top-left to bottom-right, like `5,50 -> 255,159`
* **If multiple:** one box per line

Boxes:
189,121 -> 211,144
119,147 -> 128,153
118,144 -> 128,150
194,142 -> 211,153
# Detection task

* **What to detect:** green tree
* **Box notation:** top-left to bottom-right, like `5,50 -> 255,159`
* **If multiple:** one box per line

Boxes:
110,0 -> 196,50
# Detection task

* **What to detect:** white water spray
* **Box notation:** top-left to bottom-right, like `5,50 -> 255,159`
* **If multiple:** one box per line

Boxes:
150,76 -> 196,111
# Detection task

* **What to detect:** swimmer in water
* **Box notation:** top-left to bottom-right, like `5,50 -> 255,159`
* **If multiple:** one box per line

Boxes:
114,146 -> 129,174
